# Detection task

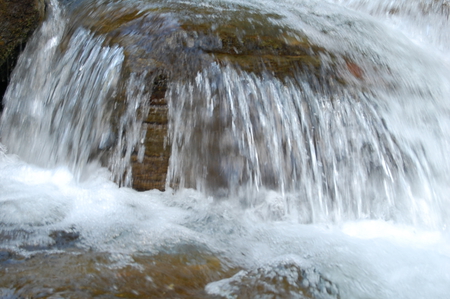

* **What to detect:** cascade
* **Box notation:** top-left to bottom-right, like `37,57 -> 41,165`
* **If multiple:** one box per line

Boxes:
0,0 -> 450,298
2,0 -> 449,226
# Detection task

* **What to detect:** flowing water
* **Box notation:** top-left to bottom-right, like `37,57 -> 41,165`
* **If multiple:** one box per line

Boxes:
1,0 -> 450,298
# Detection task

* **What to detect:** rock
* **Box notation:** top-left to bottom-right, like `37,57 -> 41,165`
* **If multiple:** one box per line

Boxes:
0,249 -> 239,298
0,0 -> 46,107
206,260 -> 340,299
70,2 -> 352,192
131,75 -> 171,191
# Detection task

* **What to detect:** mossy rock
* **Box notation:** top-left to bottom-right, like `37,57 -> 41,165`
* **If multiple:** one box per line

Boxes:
76,1 -> 334,80
0,0 -> 46,103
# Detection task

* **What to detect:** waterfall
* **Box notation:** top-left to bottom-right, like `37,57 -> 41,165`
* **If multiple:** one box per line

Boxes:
0,0 -> 122,179
1,0 -> 450,298
167,63 -> 431,224
0,0 -> 153,185
1,0 -> 450,228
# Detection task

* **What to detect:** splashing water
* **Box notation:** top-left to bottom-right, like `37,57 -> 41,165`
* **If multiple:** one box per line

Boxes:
0,0 -> 450,298
0,1 -> 124,180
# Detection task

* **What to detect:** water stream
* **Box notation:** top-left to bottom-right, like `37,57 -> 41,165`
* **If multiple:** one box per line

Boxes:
0,0 -> 450,298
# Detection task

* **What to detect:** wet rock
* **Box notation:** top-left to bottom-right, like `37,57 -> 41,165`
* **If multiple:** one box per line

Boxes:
0,250 -> 11,263
131,75 -> 171,191
49,229 -> 80,249
0,0 -> 46,106
67,1 -> 359,192
206,259 -> 340,299
0,249 -> 239,298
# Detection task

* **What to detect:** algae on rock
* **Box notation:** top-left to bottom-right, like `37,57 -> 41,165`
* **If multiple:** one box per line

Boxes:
0,0 -> 46,104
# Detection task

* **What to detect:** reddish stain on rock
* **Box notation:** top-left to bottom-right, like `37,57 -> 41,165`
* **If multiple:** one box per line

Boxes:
346,61 -> 364,79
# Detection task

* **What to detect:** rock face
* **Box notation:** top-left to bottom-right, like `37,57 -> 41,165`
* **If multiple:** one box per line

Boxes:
70,1 -> 362,192
131,75 -> 171,191
0,0 -> 46,106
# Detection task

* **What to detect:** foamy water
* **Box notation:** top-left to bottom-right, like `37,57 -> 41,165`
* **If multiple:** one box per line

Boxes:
1,146 -> 449,298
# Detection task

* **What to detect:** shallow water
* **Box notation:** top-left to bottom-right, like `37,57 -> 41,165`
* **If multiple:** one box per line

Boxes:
0,154 -> 449,298
1,0 -> 450,298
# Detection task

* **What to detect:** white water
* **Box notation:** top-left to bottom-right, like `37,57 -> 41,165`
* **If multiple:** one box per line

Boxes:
1,0 -> 450,298
1,150 -> 449,298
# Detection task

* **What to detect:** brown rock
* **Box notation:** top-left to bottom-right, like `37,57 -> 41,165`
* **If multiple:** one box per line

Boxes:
0,249 -> 239,298
68,2 -> 355,192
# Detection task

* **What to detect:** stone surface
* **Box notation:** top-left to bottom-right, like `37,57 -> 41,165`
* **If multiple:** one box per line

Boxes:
0,0 -> 46,105
206,261 -> 339,298
131,77 -> 171,191
0,249 -> 239,298
47,2 -> 364,192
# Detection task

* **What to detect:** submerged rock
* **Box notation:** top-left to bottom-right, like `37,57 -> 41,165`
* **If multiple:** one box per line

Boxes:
0,249 -> 239,298
0,0 -> 46,105
206,259 -> 339,299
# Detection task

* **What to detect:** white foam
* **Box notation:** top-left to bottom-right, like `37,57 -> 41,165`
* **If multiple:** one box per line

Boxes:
0,152 -> 450,298
342,220 -> 444,245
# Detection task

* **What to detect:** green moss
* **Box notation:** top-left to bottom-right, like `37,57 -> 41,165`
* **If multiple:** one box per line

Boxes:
0,0 -> 45,86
